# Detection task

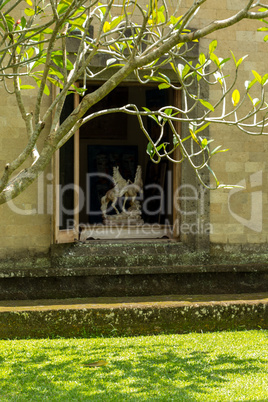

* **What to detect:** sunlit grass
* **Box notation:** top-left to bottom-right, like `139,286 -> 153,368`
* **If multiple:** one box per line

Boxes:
0,330 -> 267,401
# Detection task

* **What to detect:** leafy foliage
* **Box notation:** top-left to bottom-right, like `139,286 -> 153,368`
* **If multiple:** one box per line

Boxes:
0,0 -> 268,202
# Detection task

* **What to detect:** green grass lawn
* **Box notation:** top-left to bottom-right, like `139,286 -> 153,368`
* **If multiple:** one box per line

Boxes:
0,330 -> 267,401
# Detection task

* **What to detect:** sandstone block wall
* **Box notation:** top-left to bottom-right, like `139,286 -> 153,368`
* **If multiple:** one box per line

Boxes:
0,1 -> 267,258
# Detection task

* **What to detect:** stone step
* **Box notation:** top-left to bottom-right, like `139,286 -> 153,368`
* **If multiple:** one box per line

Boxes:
0,293 -> 267,339
1,241 -> 268,300
1,263 -> 268,300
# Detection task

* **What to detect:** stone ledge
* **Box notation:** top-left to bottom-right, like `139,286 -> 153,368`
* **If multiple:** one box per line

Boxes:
0,293 -> 267,339
0,262 -> 268,278
1,242 -> 268,274
0,270 -> 267,300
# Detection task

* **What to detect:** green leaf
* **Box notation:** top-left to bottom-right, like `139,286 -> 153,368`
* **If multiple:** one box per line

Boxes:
181,63 -> 192,79
219,58 -> 230,67
161,108 -> 173,121
21,16 -> 27,29
207,165 -> 219,187
247,93 -> 253,104
201,138 -> 208,148
173,134 -> 179,146
252,70 -> 262,83
4,14 -> 15,31
68,13 -> 87,28
110,16 -> 124,30
24,8 -> 35,16
57,0 -> 71,15
181,135 -> 192,143
202,138 -> 214,149
98,2 -> 106,17
33,76 -> 50,96
146,142 -> 154,157
232,89 -> 240,107
247,93 -> 260,108
198,99 -> 214,112
169,62 -> 176,73
158,83 -> 170,90
103,21 -> 110,33
214,71 -> 223,85
195,122 -> 211,134
190,129 -> 199,144
210,53 -> 220,67
67,25 -> 82,34
30,56 -> 46,71
38,33 -> 44,52
52,55 -> 73,70
47,76 -> 63,89
247,95 -> 260,108
210,145 -> 229,156
73,86 -> 87,95
25,47 -> 34,59
189,121 -> 197,134
170,15 -> 182,29
0,0 -> 10,11
164,108 -> 173,116
261,73 -> 268,85
158,11 -> 166,23
156,143 -> 166,152
25,0 -> 33,5
247,77 -> 257,90
43,84 -> 50,96
142,107 -> 159,125
230,50 -> 237,65
25,31 -> 43,41
236,55 -> 247,68
72,5 -> 85,17
199,53 -> 206,65
209,39 -> 217,55
43,28 -> 54,35
158,72 -> 170,83
189,122 -> 199,144
49,66 -> 65,80
143,75 -> 166,83
263,34 -> 268,42
195,63 -> 202,81
20,85 -> 35,90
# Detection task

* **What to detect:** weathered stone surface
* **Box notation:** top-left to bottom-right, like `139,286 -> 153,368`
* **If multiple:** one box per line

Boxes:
0,271 -> 268,300
0,2 -> 268,260
0,293 -> 267,339
0,241 -> 267,300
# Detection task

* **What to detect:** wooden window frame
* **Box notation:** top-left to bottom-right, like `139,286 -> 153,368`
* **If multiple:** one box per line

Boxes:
53,85 -> 181,244
53,89 -> 80,244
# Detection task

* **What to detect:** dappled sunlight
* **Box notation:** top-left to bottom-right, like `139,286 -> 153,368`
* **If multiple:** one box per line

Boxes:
0,331 -> 267,401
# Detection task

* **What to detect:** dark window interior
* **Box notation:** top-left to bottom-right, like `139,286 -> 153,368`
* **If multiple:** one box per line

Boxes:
59,94 -> 74,230
59,84 -> 174,231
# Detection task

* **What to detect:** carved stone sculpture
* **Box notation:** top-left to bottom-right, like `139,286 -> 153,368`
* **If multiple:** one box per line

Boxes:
101,165 -> 143,224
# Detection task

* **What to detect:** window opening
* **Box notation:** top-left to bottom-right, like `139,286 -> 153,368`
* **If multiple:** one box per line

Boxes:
55,83 -> 180,242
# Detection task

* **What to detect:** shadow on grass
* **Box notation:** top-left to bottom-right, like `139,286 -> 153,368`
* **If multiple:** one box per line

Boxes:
0,340 -> 267,402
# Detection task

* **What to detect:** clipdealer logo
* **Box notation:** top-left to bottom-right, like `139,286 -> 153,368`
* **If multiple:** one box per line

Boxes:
228,170 -> 263,232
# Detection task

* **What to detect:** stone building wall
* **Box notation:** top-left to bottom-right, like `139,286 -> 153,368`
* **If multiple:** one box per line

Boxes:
197,1 -> 268,246
0,0 -> 267,259
0,103 -> 52,258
